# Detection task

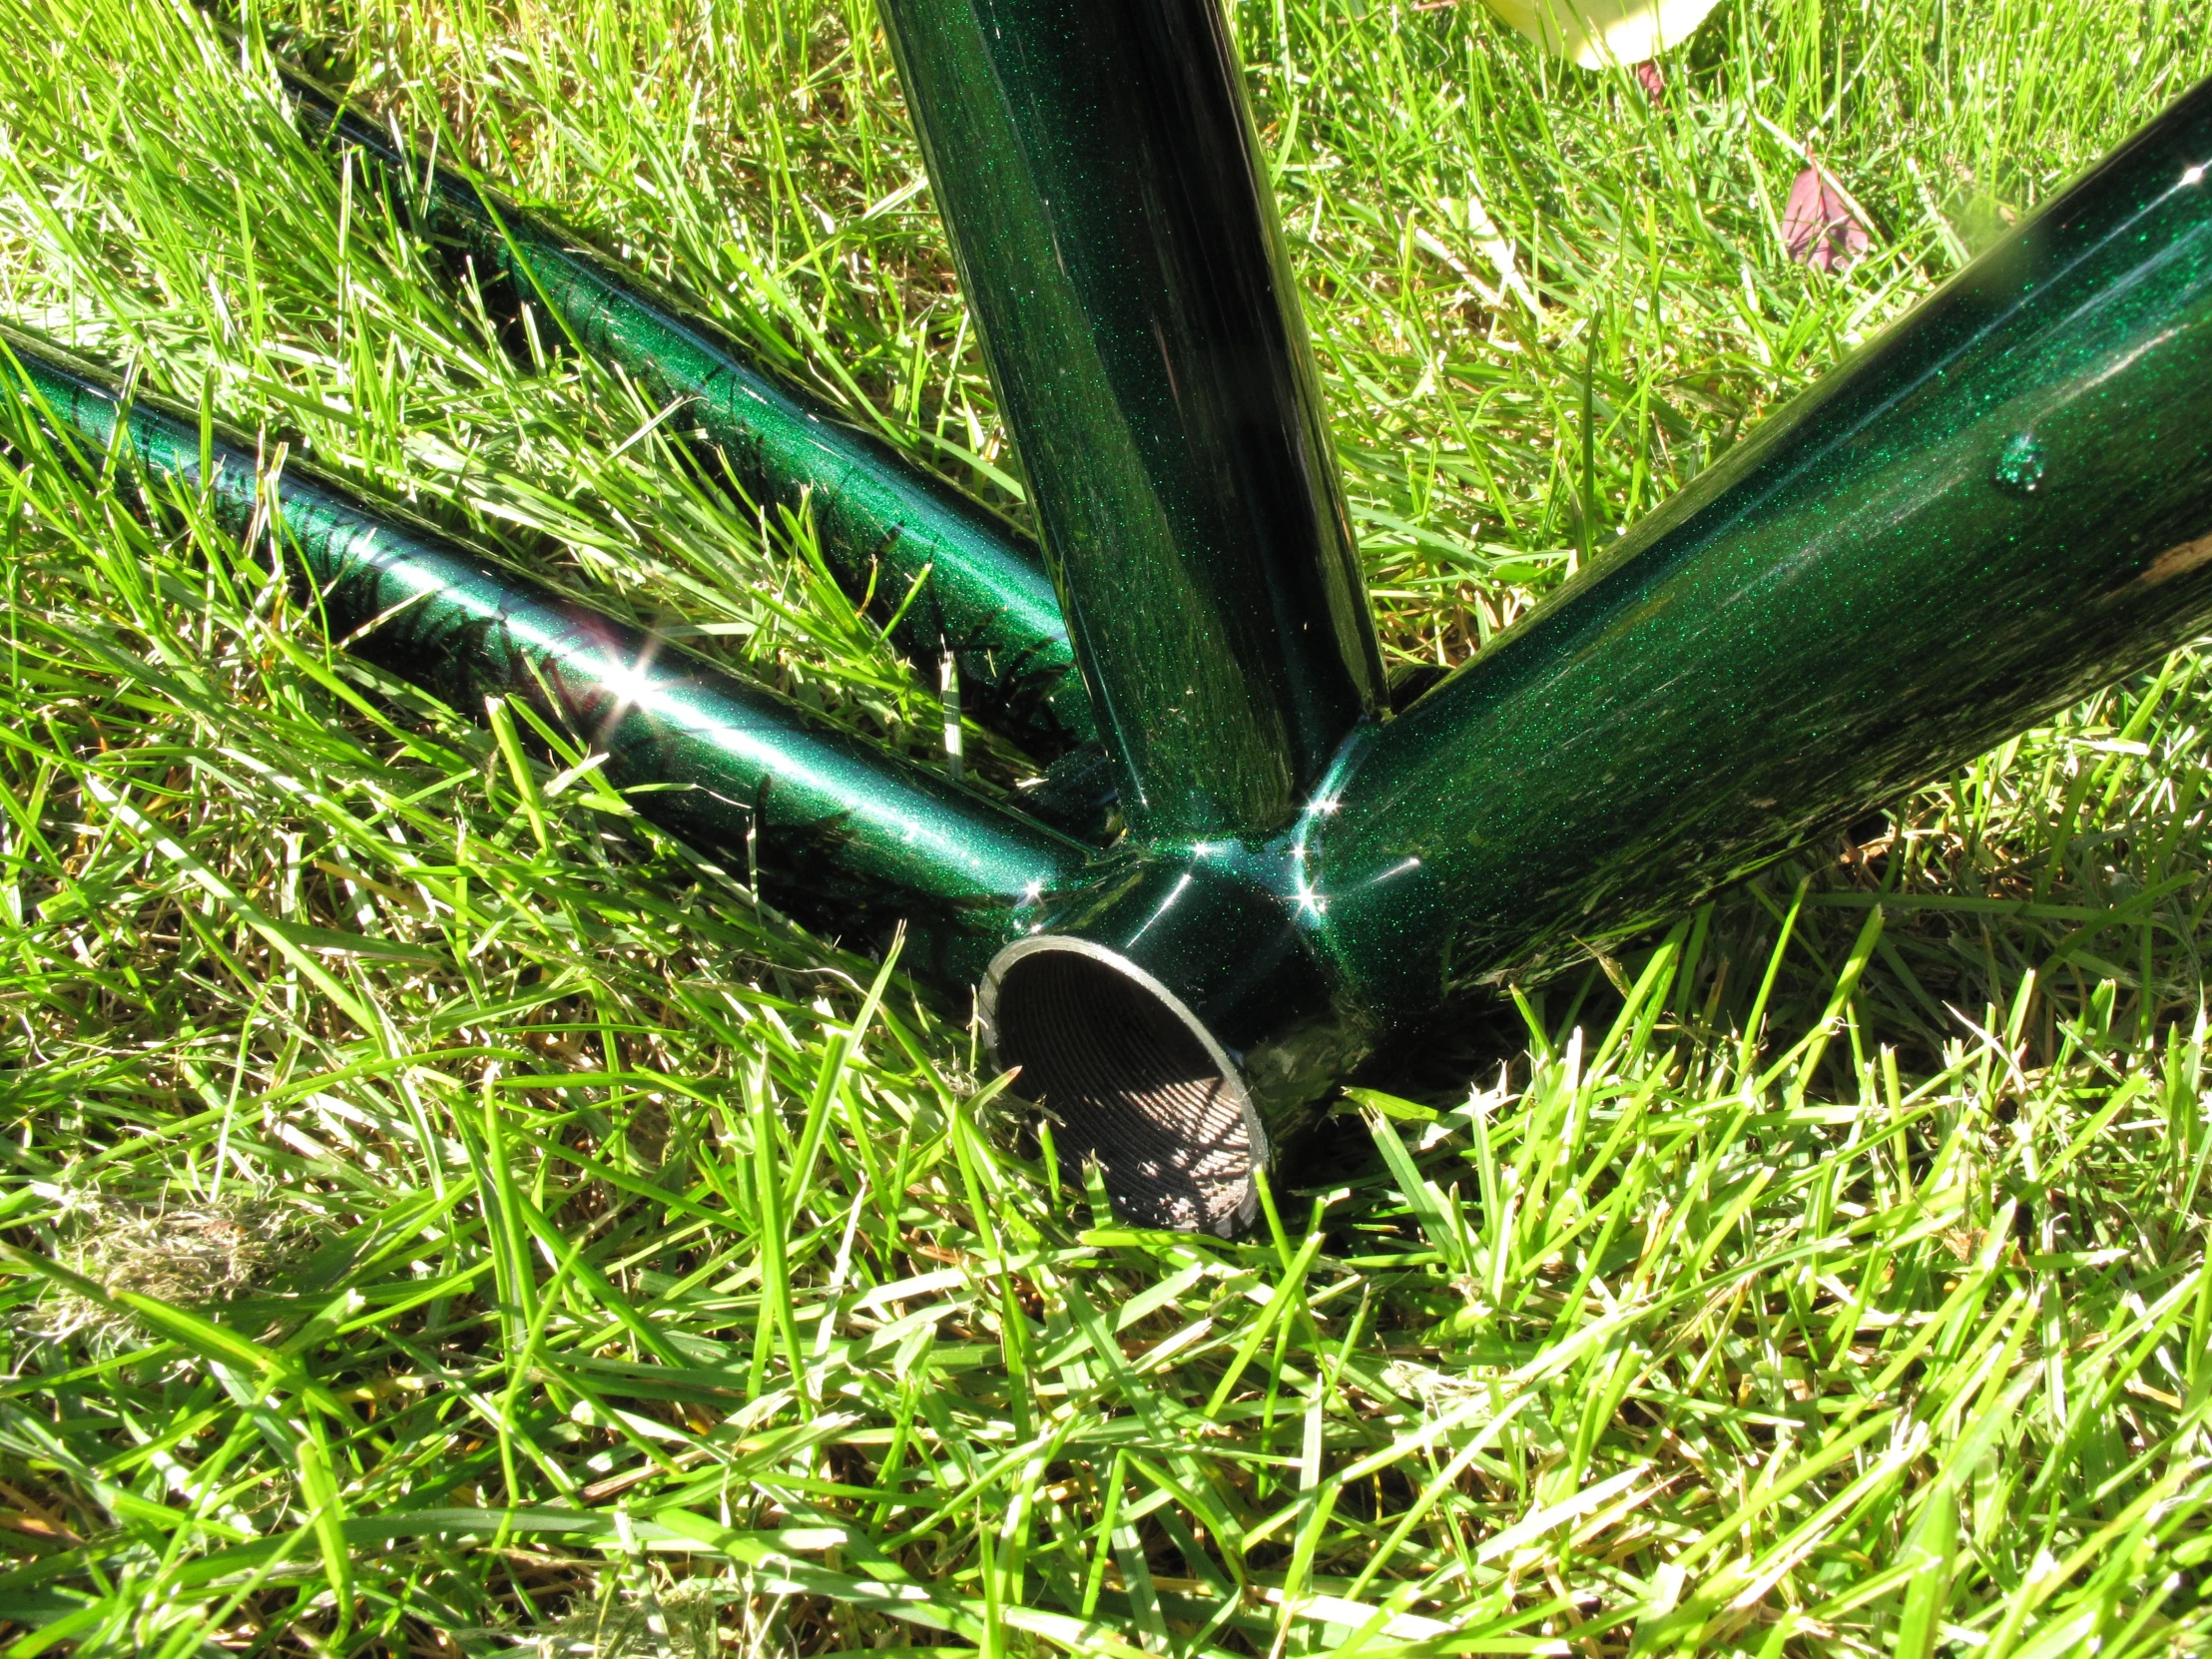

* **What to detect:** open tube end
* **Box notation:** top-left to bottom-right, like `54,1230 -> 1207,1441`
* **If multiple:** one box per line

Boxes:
983,937 -> 1262,1236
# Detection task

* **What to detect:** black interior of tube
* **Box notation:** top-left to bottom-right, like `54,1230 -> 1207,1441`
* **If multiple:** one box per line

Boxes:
991,949 -> 1252,1234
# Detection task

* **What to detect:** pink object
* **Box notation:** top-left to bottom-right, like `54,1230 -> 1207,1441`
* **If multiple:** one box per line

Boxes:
1782,164 -> 1870,272
1633,60 -> 1666,103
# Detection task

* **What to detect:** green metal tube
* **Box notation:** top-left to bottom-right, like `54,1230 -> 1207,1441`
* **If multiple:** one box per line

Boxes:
874,0 -> 1387,843
984,75 -> 2212,1232
1315,84 -> 2212,1010
2,324 -> 1089,986
272,63 -> 1102,778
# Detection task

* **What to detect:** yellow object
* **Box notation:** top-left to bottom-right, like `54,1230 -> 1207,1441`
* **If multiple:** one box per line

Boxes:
1478,0 -> 1724,68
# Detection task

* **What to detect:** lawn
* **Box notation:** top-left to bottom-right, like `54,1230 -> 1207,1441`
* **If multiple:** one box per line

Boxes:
2,0 -> 2211,1653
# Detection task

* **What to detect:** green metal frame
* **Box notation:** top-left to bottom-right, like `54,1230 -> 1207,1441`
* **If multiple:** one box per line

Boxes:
16,11 -> 2212,1234
877,0 -> 2212,1231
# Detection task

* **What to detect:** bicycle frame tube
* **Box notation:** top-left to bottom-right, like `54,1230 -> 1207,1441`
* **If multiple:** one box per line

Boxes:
876,0 -> 1388,846
274,62 -> 1103,780
2,324 -> 1089,985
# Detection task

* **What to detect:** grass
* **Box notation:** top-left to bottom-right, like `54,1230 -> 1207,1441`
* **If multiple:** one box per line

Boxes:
1,0 -> 2212,1652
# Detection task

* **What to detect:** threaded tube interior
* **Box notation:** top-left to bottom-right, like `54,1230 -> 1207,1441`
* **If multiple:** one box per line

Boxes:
987,945 -> 1254,1235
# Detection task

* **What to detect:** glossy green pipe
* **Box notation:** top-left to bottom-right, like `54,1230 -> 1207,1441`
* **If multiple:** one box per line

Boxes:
875,0 -> 1387,843
984,76 -> 2212,1233
272,62 -> 1103,783
1,323 -> 1089,985
1317,83 -> 2212,1007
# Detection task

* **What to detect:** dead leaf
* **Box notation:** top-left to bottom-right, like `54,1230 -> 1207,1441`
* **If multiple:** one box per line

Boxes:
1783,164 -> 1871,273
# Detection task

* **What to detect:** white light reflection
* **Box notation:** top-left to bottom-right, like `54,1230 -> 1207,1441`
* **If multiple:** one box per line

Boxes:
598,657 -> 651,706
594,635 -> 667,739
1124,871 -> 1193,948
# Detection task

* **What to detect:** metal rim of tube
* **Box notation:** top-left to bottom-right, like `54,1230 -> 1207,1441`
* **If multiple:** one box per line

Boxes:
981,935 -> 1266,1236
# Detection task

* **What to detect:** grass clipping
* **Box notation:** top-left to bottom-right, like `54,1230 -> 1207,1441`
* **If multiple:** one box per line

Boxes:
35,1200 -> 310,1348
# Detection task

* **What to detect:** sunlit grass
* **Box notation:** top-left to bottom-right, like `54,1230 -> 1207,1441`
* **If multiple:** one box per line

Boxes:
2,0 -> 2211,1652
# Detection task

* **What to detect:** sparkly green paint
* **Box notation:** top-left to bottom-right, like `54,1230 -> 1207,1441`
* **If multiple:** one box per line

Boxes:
277,66 -> 1099,768
1,325 -> 1089,985
37,22 -> 2212,1235
874,0 -> 1386,842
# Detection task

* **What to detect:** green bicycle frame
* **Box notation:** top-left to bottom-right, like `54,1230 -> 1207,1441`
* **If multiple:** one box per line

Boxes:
876,0 -> 2212,1231
51,10 -> 2212,1233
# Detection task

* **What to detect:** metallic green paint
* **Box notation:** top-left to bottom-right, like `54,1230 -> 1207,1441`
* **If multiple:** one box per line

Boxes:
2,323 -> 1090,985
985,73 -> 2212,1229
874,0 -> 1387,843
275,63 -> 1101,771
